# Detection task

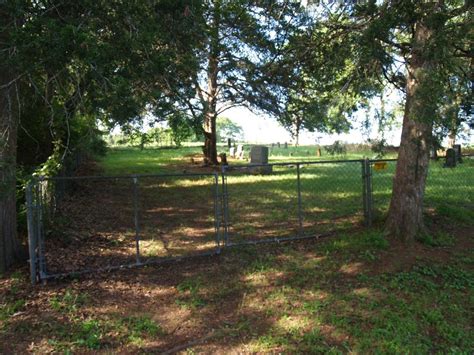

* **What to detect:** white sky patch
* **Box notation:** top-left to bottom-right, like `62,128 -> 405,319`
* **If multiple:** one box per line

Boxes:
224,106 -> 404,146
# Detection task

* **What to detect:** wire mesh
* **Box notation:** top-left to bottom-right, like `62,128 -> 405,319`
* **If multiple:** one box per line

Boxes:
37,176 -> 137,276
425,155 -> 474,209
223,164 -> 301,245
26,155 -> 473,283
32,173 -> 220,279
138,174 -> 220,262
222,160 -> 366,245
299,161 -> 365,235
370,160 -> 397,219
370,156 -> 474,219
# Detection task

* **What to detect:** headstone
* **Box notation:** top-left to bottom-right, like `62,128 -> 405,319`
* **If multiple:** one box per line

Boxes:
284,142 -> 288,149
453,144 -> 462,163
444,148 -> 456,168
236,144 -> 244,159
277,142 -> 280,148
271,143 -> 275,148
229,147 -> 235,158
227,138 -> 232,148
316,148 -> 321,157
250,145 -> 272,174
429,147 -> 438,160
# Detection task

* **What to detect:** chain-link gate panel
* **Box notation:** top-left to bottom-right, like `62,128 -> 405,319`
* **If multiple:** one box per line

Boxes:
299,160 -> 365,236
138,174 -> 221,262
30,173 -> 221,280
222,164 -> 301,245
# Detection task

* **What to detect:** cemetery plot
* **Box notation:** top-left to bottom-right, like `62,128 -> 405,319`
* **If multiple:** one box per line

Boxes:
425,156 -> 474,208
371,157 -> 474,215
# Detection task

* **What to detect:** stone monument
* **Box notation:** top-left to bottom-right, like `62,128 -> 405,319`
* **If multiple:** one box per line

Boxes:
250,145 -> 272,174
444,148 -> 456,168
236,144 -> 244,159
453,144 -> 462,163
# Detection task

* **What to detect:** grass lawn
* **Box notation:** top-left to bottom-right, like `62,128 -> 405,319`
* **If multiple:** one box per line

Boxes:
1,146 -> 473,353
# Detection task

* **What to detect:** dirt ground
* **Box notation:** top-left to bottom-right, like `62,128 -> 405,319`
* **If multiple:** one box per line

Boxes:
1,221 -> 472,353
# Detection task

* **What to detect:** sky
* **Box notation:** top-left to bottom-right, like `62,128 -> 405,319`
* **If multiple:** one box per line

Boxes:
224,106 -> 403,146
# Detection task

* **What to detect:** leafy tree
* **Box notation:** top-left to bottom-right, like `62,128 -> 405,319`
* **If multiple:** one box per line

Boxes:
168,113 -> 194,147
216,117 -> 244,143
308,1 -> 472,241
0,0 -> 198,271
157,0 -> 312,164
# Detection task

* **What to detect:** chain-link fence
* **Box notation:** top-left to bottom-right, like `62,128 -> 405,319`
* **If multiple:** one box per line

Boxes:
222,160 -> 365,246
370,156 -> 474,217
26,173 -> 222,283
26,156 -> 473,283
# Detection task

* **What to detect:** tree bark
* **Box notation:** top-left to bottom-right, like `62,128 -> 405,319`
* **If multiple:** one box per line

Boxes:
0,64 -> 21,273
385,20 -> 437,242
203,0 -> 221,166
293,117 -> 301,147
447,129 -> 456,148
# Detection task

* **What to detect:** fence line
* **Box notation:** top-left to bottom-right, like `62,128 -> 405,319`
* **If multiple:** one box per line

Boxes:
26,156 -> 473,284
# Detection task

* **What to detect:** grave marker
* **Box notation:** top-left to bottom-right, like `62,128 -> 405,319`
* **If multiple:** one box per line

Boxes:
250,145 -> 272,174
453,144 -> 462,163
444,148 -> 456,168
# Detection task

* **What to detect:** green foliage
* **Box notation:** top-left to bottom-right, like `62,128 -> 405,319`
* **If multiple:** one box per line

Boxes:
75,319 -> 102,349
436,204 -> 474,225
176,278 -> 206,309
369,138 -> 387,158
50,289 -> 89,314
216,117 -> 244,143
418,232 -> 455,247
168,113 -> 194,147
324,141 -> 347,156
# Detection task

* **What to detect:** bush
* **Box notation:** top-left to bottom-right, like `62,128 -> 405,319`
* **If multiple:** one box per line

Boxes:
324,141 -> 347,156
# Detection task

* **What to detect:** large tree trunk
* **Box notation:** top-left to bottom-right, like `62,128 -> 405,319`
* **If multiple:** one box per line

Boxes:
0,65 -> 21,273
447,129 -> 456,148
293,117 -> 301,147
385,20 -> 437,242
203,0 -> 220,166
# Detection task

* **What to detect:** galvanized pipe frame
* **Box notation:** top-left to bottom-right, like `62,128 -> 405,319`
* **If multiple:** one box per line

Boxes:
28,172 -> 222,283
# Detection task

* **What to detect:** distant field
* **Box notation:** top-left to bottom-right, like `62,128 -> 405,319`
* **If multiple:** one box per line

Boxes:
98,144 -> 396,176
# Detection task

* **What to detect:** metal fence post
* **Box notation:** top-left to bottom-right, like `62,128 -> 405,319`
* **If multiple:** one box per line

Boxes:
361,159 -> 373,227
213,173 -> 222,253
296,163 -> 303,235
132,176 -> 141,264
26,181 -> 37,284
361,160 -> 368,226
36,178 -> 48,280
365,159 -> 373,227
221,165 -> 230,247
